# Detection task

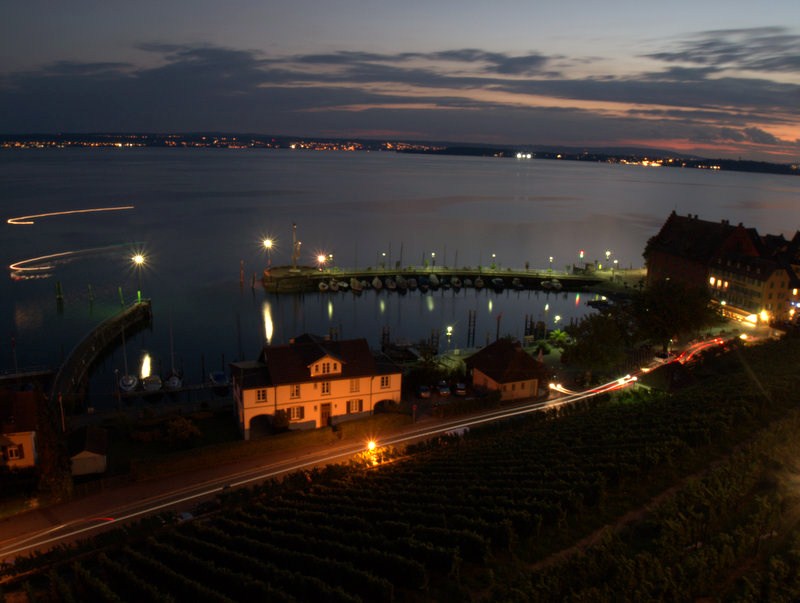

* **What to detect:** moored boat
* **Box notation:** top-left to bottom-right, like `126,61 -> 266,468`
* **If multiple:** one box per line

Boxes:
451,276 -> 462,289
372,276 -> 383,290
350,277 -> 363,292
142,374 -> 163,393
474,276 -> 484,289
318,280 -> 329,292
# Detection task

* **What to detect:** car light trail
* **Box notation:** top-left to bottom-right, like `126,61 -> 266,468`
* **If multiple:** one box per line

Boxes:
7,205 -> 134,225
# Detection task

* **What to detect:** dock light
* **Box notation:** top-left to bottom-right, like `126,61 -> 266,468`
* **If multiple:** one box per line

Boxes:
263,238 -> 273,267
132,253 -> 146,301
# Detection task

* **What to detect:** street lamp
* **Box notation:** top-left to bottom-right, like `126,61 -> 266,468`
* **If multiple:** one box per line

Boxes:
132,253 -> 145,302
491,253 -> 496,270
431,252 -> 436,267
263,238 -> 273,268
549,256 -> 553,273
446,325 -> 453,349
317,254 -> 327,271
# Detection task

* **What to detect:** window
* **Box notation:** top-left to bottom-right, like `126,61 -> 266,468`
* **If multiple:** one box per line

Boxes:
322,362 -> 331,374
380,375 -> 390,389
521,382 -> 526,389
5,445 -> 22,460
256,389 -> 267,402
350,379 -> 360,393
347,399 -> 363,414
290,384 -> 301,399
321,381 -> 331,395
289,406 -> 305,421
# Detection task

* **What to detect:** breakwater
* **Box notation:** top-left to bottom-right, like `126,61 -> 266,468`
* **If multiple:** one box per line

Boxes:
261,265 -> 640,294
51,300 -> 153,409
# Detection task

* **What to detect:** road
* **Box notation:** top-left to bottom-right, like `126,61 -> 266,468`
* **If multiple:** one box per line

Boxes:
0,375 -> 638,564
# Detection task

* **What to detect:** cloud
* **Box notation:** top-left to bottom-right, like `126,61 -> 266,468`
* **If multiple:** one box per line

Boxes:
645,27 -> 800,74
0,38 -> 797,161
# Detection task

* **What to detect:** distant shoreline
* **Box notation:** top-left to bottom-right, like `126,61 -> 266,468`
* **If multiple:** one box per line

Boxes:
1,133 -> 797,177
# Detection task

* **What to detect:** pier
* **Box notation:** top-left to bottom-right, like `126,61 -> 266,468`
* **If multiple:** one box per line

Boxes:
51,300 -> 153,409
262,265 -> 643,294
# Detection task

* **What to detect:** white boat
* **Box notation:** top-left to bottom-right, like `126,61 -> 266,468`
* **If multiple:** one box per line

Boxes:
542,278 -> 563,291
118,328 -> 138,392
318,280 -> 329,292
142,374 -> 163,392
385,277 -> 396,291
429,273 -> 440,289
329,279 -> 339,292
209,370 -> 229,388
350,277 -> 363,292
119,373 -> 138,392
164,373 -> 182,391
164,320 -> 183,391
372,276 -> 383,290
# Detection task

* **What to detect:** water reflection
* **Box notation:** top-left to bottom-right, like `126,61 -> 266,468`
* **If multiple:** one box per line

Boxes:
262,301 -> 273,345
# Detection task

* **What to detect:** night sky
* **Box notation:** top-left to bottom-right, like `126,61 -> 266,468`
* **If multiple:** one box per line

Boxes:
2,1 -> 798,161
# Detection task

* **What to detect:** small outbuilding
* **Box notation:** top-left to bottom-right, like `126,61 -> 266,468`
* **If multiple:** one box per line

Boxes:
465,338 -> 548,401
69,425 -> 109,476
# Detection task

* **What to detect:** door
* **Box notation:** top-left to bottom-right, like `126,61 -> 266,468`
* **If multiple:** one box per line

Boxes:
320,403 -> 331,427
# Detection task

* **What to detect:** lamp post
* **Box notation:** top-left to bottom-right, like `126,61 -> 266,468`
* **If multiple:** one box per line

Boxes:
132,253 -> 145,302
446,325 -> 453,349
431,252 -> 436,268
317,254 -> 327,271
263,238 -> 273,268
549,256 -> 553,273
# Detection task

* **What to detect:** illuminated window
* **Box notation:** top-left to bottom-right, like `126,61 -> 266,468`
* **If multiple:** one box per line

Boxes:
5,445 -> 22,460
322,382 -> 331,395
256,389 -> 267,402
289,406 -> 305,421
380,375 -> 390,389
290,384 -> 300,399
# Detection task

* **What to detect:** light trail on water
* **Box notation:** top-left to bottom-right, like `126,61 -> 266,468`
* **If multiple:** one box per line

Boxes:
9,243 -> 140,276
7,205 -> 134,225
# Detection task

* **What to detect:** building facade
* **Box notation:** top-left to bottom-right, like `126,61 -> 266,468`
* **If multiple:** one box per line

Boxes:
645,212 -> 800,324
231,334 -> 402,440
465,339 -> 547,401
0,389 -> 39,469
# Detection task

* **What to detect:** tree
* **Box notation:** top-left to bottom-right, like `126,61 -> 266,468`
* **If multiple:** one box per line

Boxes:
165,416 -> 201,449
631,279 -> 719,353
562,312 -> 628,383
547,329 -> 570,349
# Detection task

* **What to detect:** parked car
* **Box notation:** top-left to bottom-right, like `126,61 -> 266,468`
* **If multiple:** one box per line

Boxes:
454,383 -> 467,396
417,384 -> 431,398
437,383 -> 451,397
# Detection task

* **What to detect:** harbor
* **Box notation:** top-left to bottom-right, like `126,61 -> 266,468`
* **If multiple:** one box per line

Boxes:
262,264 -> 643,294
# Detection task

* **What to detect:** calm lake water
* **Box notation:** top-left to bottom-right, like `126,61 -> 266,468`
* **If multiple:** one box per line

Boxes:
2,149 -> 798,406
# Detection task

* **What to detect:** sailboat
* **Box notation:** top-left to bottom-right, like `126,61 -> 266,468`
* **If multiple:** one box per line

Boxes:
118,328 -> 138,392
164,320 -> 183,391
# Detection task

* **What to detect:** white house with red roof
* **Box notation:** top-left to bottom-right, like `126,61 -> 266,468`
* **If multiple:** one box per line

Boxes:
230,334 -> 402,440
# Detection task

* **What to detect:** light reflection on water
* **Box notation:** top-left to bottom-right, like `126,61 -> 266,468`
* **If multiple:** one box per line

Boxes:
2,149 -> 798,409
